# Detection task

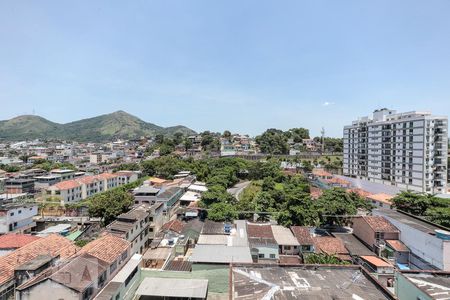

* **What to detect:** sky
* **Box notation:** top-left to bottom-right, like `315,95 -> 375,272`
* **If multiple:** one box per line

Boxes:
1,1 -> 450,137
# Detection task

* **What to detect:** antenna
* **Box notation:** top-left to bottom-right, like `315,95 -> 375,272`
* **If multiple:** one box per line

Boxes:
321,127 -> 325,153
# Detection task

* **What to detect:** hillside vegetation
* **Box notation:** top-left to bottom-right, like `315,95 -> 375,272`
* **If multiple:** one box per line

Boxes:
0,111 -> 195,142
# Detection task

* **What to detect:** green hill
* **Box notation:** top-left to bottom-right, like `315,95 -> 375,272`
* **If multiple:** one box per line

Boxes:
0,111 -> 196,142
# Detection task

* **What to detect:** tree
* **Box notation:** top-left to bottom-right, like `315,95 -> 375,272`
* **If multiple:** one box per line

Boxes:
288,128 -> 310,143
88,189 -> 134,225
392,191 -> 431,215
154,134 -> 165,144
255,129 -> 289,154
207,202 -> 238,222
222,130 -> 231,139
315,188 -> 369,226
304,253 -> 349,265
183,138 -> 193,151
173,132 -> 184,145
201,185 -> 234,206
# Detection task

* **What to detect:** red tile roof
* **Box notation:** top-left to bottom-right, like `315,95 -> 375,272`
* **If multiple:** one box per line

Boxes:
78,234 -> 130,264
312,169 -> 332,177
290,226 -> 314,245
161,219 -> 185,234
385,240 -> 409,252
360,255 -> 393,268
52,180 -> 81,190
95,173 -> 118,180
0,234 -> 41,249
247,223 -> 275,239
313,236 -> 349,256
0,234 -> 79,285
362,216 -> 399,233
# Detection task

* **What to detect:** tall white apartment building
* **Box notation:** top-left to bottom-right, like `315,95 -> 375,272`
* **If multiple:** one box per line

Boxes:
343,109 -> 448,194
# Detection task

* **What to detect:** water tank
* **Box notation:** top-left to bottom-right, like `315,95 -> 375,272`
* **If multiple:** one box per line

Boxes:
435,229 -> 450,240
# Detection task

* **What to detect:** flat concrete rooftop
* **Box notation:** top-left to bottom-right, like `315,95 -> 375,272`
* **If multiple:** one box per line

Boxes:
232,265 -> 394,299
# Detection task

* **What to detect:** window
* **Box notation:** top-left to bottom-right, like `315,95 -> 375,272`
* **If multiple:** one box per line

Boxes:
258,254 -> 264,258
10,212 -> 14,216
375,232 -> 385,240
270,254 -> 276,259
110,260 -> 117,273
121,251 -> 128,261
97,271 -> 107,287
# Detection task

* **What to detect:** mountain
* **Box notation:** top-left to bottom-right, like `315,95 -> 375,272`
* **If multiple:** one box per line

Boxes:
0,111 -> 196,142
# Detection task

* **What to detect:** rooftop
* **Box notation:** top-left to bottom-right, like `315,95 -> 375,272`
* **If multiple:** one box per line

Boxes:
373,208 -> 450,234
334,233 -> 375,257
161,219 -> 185,234
232,265 -> 394,299
0,234 -> 78,286
77,234 -> 130,264
401,271 -> 450,300
189,244 -> 252,264
136,277 -> 208,299
290,226 -> 314,245
0,234 -> 41,249
271,225 -> 300,246
360,216 -> 399,233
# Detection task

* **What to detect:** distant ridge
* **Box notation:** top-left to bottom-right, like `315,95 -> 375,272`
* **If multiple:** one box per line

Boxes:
0,111 -> 196,142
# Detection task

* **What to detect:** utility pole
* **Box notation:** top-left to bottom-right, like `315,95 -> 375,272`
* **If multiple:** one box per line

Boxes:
321,127 -> 325,153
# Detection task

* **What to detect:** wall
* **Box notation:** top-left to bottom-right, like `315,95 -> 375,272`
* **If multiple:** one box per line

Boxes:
17,279 -> 80,300
378,212 -> 448,271
394,272 -> 432,300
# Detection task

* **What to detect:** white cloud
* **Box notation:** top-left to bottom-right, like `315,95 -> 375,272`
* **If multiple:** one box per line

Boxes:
322,101 -> 335,107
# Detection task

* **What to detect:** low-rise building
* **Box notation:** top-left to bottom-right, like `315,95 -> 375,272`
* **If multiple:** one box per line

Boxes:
0,234 -> 41,257
0,234 -> 78,299
352,215 -> 400,253
94,254 -> 142,300
0,203 -> 38,234
291,226 -> 315,253
4,179 -> 35,194
50,169 -> 75,181
374,208 -> 450,271
106,205 -> 151,255
247,223 -> 278,262
271,225 -> 300,255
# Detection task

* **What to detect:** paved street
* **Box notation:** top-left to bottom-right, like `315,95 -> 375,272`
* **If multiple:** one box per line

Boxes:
227,181 -> 251,200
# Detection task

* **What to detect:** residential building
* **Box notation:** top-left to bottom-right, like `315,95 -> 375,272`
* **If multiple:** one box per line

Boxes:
0,203 -> 38,234
46,180 -> 83,205
271,225 -> 300,255
0,234 -> 40,257
312,236 -> 351,262
33,175 -> 61,190
50,169 -> 75,181
374,208 -> 450,271
4,179 -> 35,194
132,186 -> 161,205
0,234 -> 78,300
290,226 -> 315,253
352,216 -> 400,252
94,254 -> 142,300
343,109 -> 448,194
247,223 -> 278,261
115,171 -> 138,185
367,193 -> 394,209
106,205 -> 152,255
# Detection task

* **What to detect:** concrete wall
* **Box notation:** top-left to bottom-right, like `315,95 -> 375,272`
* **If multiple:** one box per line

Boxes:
16,279 -> 80,300
378,212 -> 449,271
394,272 -> 432,300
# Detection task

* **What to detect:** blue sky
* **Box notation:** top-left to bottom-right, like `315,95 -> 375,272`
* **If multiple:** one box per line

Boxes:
1,1 -> 450,137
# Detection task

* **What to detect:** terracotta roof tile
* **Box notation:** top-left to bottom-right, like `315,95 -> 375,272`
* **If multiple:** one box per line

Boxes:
78,234 -> 130,264
290,226 -> 314,245
0,234 -> 41,249
247,223 -> 275,239
0,234 -> 79,285
362,216 -> 399,233
312,236 -> 349,256
360,255 -> 393,267
52,180 -> 81,190
385,240 -> 409,252
346,188 -> 372,198
161,220 -> 185,234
